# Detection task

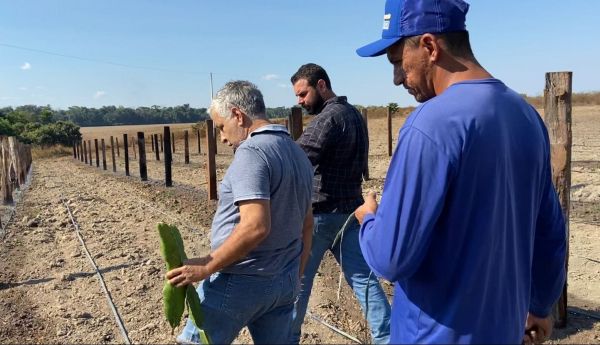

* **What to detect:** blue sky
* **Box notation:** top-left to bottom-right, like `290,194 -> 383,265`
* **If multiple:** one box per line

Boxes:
1,1 -> 598,110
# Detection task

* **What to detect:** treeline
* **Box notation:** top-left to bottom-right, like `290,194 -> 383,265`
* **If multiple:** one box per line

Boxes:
0,104 -> 298,147
0,105 -> 81,146
55,104 -> 208,127
0,104 -> 298,128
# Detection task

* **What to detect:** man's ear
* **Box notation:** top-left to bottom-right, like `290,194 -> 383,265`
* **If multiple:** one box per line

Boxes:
316,79 -> 327,93
420,33 -> 440,62
231,107 -> 245,126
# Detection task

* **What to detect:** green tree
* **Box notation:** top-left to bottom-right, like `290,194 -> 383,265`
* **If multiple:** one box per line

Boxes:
39,107 -> 54,124
0,118 -> 15,136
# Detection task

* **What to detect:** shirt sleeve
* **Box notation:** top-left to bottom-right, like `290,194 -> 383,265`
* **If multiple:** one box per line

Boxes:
359,127 -> 455,282
296,116 -> 338,165
228,146 -> 270,204
529,151 -> 567,317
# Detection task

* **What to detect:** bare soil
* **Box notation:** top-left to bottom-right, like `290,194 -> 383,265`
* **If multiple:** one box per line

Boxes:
0,106 -> 598,344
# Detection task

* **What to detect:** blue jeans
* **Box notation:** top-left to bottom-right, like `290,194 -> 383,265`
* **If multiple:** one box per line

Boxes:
177,263 -> 300,344
291,213 -> 391,344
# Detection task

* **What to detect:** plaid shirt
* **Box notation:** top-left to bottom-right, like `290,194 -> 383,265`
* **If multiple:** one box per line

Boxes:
297,96 -> 368,213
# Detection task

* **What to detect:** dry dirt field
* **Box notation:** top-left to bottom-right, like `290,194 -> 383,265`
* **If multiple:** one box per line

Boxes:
80,123 -> 201,144
0,106 -> 598,344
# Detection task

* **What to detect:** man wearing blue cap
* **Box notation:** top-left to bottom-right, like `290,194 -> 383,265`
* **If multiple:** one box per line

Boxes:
354,0 -> 567,344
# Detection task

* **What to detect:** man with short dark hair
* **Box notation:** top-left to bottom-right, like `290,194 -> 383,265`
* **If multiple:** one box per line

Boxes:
167,81 -> 314,344
290,63 -> 391,344
354,0 -> 566,344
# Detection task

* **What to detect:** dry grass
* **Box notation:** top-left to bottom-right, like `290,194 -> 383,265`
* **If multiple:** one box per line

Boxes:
80,122 -> 201,144
31,145 -> 72,159
361,106 -> 414,119
524,91 -> 600,108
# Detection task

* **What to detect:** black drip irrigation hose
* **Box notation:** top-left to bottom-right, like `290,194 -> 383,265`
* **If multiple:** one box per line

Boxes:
307,311 -> 362,344
568,307 -> 600,320
329,212 -> 375,343
60,192 -> 132,344
69,161 -> 373,343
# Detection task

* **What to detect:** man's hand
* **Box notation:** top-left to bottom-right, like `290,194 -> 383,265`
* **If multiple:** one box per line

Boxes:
355,191 -> 378,225
166,256 -> 213,287
523,313 -> 553,345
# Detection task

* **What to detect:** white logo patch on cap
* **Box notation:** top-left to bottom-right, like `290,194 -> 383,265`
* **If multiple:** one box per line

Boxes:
383,13 -> 391,30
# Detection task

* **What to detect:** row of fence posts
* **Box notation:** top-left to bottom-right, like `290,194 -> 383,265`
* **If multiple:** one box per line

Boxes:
72,106 -> 400,200
73,124 -> 216,192
72,113 -> 298,201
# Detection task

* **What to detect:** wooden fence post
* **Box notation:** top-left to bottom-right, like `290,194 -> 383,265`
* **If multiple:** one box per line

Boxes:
543,71 -> 572,328
184,130 -> 190,164
214,128 -> 218,155
116,137 -> 120,157
289,106 -> 303,140
86,141 -> 89,164
387,106 -> 393,157
151,134 -> 155,153
80,142 -> 84,162
164,126 -> 172,187
197,129 -> 201,154
361,108 -> 370,181
94,139 -> 99,167
154,134 -> 160,161
206,120 -> 217,200
110,136 -> 116,172
160,134 -> 164,152
88,140 -> 92,166
123,134 -> 130,176
137,132 -> 147,181
101,139 -> 107,170
73,141 -> 77,158
1,138 -> 13,204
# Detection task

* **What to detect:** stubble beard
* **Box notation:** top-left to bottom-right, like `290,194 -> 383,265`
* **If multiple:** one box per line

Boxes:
305,93 -> 325,115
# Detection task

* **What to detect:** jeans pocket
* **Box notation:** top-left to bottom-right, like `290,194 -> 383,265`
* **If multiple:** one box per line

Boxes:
282,271 -> 300,306
209,272 -> 235,317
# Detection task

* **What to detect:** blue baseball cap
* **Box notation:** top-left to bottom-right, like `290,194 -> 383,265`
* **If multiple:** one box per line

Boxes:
356,0 -> 470,57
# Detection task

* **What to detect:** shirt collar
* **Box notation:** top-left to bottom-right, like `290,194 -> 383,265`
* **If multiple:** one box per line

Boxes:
317,96 -> 347,113
249,124 -> 290,137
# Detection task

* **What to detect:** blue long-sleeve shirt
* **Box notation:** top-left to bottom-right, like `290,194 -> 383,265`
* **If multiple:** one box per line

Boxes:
359,79 -> 566,343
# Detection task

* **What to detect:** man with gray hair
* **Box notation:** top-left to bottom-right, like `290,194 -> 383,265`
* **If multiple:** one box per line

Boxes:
167,80 -> 314,344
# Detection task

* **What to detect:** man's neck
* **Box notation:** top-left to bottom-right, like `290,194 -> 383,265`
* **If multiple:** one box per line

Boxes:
246,118 -> 272,134
434,58 -> 493,96
322,89 -> 337,102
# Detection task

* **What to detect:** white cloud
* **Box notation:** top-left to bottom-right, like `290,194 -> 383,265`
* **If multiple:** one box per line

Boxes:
18,87 -> 28,91
262,74 -> 279,81
20,62 -> 31,70
94,90 -> 106,99
277,83 -> 290,88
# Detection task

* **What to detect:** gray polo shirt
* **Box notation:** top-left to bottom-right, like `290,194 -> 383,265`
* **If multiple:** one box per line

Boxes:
210,124 -> 313,276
